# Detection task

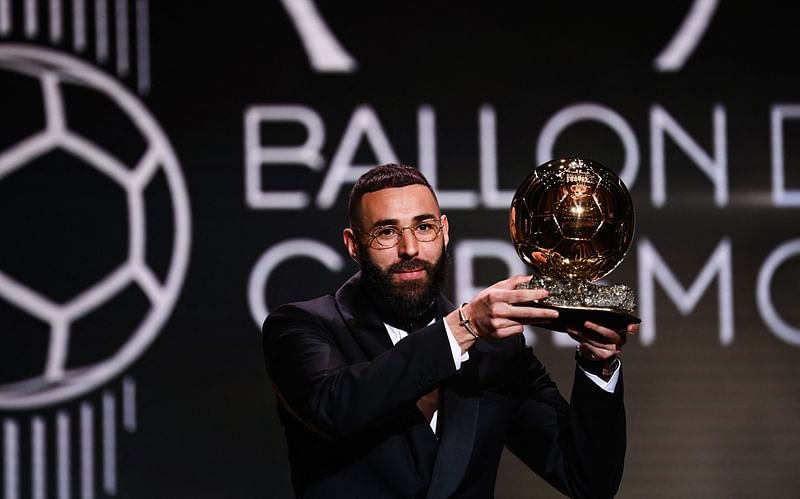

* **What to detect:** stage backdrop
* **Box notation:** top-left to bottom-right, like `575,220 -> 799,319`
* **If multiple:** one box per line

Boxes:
2,1 -> 800,497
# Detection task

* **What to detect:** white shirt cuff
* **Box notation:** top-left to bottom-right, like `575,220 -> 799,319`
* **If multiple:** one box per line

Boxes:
443,319 -> 469,369
579,362 -> 621,393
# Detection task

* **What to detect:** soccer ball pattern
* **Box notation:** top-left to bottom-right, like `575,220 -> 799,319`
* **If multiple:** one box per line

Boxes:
0,45 -> 191,410
510,157 -> 634,282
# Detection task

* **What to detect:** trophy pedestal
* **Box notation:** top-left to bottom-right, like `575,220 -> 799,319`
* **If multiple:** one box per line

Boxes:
515,302 -> 639,333
516,275 -> 640,333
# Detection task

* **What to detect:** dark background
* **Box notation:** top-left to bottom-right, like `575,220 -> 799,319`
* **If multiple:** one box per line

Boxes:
2,1 -> 800,497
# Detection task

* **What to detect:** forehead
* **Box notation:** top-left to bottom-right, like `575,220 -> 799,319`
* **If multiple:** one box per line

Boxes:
358,185 -> 440,225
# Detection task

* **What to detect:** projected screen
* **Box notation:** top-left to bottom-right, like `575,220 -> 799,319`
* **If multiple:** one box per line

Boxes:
1,2 -> 799,497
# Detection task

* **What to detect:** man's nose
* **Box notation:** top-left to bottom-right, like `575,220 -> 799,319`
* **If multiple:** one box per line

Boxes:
397,228 -> 419,258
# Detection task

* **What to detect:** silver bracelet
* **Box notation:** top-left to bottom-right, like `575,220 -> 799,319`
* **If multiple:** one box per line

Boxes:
458,302 -> 479,339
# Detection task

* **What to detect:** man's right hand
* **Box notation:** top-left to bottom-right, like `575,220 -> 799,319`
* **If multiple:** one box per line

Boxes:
445,275 -> 559,351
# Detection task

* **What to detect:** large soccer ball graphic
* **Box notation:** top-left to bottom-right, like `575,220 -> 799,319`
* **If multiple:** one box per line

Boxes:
509,157 -> 634,282
0,45 -> 191,410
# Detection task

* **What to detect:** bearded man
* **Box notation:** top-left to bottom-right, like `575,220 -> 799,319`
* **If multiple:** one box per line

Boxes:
262,164 -> 636,499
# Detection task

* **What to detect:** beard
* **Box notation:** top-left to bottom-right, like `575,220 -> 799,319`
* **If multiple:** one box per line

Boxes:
358,243 -> 448,321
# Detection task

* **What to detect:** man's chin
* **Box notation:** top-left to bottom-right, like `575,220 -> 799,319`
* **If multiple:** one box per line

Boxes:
357,247 -> 447,318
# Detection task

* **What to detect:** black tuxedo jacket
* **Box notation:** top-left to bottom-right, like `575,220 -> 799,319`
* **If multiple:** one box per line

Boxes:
262,273 -> 625,498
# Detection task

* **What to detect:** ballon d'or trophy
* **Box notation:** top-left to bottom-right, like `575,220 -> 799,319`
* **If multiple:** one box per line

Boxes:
510,157 -> 640,332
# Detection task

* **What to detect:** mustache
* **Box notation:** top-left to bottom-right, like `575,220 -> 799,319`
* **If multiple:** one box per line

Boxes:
389,259 -> 432,273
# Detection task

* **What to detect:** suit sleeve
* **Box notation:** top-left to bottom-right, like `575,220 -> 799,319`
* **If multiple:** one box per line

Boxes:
504,345 -> 626,499
262,302 -> 456,440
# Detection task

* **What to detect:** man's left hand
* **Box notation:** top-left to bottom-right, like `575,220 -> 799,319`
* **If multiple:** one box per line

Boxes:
567,321 -> 638,363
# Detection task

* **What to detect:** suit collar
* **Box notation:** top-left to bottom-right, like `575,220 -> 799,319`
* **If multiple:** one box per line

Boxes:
334,272 -> 456,358
334,272 -> 393,358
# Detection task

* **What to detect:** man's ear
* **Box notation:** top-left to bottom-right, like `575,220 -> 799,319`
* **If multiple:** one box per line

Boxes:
343,228 -> 360,263
441,214 -> 450,249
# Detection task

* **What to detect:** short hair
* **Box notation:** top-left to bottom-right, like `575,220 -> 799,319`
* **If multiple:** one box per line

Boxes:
347,163 -> 437,226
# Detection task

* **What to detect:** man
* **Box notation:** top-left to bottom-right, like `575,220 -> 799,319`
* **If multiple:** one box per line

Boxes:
262,163 -> 636,498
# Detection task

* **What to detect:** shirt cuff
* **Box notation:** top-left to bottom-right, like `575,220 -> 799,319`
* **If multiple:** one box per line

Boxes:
442,319 -> 470,369
579,361 -> 621,393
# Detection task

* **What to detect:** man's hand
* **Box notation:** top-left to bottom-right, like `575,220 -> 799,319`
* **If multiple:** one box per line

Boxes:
568,321 -> 637,363
445,275 -> 559,351
568,321 -> 638,381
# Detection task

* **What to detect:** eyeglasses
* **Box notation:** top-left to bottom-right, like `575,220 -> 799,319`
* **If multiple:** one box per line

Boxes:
354,218 -> 444,249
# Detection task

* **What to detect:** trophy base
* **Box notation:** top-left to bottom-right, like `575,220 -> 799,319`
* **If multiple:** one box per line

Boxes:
515,302 -> 640,333
516,275 -> 640,333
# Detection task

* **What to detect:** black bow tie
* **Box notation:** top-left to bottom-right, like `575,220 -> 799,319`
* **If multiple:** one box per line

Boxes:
380,305 -> 437,333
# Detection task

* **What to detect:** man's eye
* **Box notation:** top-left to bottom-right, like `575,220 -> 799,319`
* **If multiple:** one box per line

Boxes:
415,223 -> 433,232
375,227 -> 398,237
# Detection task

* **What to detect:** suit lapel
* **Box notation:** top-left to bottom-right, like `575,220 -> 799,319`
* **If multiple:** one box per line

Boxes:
335,272 -> 394,358
426,385 -> 480,499
335,272 -> 479,498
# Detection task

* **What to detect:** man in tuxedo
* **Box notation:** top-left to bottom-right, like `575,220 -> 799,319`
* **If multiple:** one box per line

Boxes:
262,163 -> 636,498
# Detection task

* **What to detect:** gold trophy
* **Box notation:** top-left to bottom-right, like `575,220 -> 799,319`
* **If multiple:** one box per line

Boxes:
510,157 -> 640,332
